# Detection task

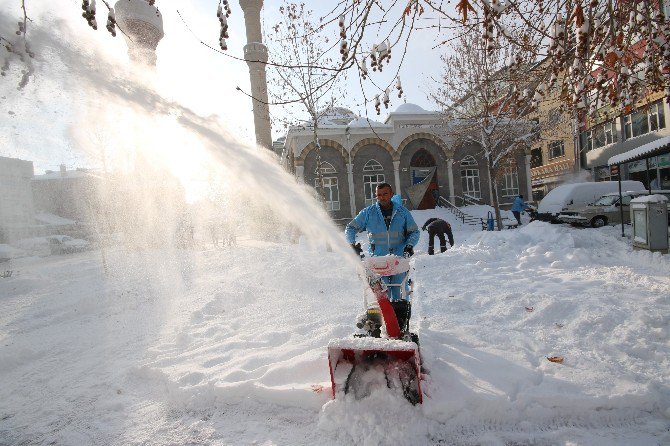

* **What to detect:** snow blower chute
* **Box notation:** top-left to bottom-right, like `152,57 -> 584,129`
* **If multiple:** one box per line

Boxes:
328,255 -> 422,405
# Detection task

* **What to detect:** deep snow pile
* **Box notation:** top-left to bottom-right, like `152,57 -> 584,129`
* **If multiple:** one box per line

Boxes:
1,218 -> 669,445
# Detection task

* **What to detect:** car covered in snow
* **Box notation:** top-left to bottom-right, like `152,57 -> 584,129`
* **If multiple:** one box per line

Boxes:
558,190 -> 670,227
47,235 -> 91,255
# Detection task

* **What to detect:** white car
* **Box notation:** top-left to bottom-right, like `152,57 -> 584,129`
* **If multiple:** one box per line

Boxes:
558,190 -> 670,227
47,235 -> 90,255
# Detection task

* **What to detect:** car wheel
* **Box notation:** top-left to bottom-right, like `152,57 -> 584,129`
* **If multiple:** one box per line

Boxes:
591,216 -> 606,228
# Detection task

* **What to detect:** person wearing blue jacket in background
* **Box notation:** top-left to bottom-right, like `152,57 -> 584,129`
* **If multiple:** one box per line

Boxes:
511,194 -> 526,226
345,183 -> 420,331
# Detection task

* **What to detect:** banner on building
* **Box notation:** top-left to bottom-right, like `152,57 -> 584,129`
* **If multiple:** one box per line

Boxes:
406,167 -> 436,208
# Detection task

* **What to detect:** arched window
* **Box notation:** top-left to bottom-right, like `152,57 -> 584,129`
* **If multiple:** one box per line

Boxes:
460,156 -> 481,199
315,161 -> 337,174
460,156 -> 478,166
363,159 -> 384,171
362,160 -> 385,206
314,162 -> 340,211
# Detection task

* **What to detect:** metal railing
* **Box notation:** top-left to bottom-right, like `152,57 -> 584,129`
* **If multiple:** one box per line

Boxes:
437,196 -> 482,226
457,194 -> 485,207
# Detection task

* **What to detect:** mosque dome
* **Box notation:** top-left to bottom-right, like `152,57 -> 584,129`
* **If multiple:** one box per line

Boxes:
316,107 -> 358,126
392,103 -> 429,114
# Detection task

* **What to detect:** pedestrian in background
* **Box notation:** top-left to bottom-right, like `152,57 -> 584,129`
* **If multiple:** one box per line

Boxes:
511,194 -> 526,226
421,217 -> 454,255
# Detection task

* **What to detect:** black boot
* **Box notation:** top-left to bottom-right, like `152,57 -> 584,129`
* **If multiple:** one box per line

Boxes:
440,245 -> 447,253
428,247 -> 434,255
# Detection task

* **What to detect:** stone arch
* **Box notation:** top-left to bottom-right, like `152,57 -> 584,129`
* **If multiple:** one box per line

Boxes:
350,138 -> 395,160
297,138 -> 347,164
397,132 -> 450,159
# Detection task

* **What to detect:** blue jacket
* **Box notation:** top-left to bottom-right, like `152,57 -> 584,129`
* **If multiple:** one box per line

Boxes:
511,196 -> 526,212
345,203 -> 420,256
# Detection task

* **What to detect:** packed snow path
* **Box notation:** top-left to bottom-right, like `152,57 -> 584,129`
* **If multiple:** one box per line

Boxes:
1,219 -> 669,445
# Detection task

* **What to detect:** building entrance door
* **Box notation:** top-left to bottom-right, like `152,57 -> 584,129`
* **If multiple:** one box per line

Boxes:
409,149 -> 438,209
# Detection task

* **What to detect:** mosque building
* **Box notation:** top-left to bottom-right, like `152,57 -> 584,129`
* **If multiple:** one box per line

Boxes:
280,104 -> 534,223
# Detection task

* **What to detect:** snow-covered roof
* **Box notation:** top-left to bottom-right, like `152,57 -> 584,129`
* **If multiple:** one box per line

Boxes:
347,116 -> 387,128
608,135 -> 670,165
630,194 -> 669,204
315,107 -> 358,126
33,169 -> 98,181
34,212 -> 77,226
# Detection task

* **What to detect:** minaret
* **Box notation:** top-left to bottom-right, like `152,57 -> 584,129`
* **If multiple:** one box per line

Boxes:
114,0 -> 164,66
239,0 -> 272,150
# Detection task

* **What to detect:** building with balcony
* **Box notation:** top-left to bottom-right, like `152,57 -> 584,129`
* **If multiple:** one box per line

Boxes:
579,92 -> 670,188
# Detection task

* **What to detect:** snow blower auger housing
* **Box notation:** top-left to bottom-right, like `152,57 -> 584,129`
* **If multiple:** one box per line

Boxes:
328,255 -> 423,405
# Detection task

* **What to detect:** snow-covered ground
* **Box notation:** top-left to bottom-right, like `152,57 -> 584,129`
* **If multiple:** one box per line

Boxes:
1,210 -> 669,445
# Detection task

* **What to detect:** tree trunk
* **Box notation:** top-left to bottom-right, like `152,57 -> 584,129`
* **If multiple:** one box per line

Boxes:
486,161 -> 503,230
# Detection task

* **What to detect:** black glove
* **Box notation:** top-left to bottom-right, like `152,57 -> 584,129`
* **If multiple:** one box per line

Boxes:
403,245 -> 414,257
351,243 -> 363,256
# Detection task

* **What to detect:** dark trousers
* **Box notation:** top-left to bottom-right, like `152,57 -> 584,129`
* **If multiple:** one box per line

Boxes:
512,211 -> 522,225
427,228 -> 447,255
390,300 -> 411,332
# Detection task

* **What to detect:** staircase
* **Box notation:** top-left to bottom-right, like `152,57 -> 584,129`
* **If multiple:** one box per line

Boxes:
437,196 -> 483,228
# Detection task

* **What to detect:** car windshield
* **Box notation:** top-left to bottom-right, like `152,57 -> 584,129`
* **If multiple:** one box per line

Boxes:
593,195 -> 619,206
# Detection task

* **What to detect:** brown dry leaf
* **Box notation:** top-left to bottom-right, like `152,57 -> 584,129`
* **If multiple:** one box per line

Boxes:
311,384 -> 324,393
456,0 -> 476,24
525,306 -> 534,312
547,356 -> 564,364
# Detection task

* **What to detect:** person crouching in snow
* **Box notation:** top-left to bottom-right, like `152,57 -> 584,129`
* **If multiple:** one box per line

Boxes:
421,217 -> 454,255
345,183 -> 420,330
511,194 -> 527,226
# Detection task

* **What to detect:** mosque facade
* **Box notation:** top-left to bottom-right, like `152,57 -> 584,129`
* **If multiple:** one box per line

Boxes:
281,104 -> 534,223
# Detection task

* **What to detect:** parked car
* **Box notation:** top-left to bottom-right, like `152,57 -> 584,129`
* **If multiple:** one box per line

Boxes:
537,181 -> 645,223
558,190 -> 670,227
47,235 -> 90,255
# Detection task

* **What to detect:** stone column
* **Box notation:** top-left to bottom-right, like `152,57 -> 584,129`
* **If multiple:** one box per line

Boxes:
525,153 -> 533,200
295,165 -> 305,183
239,0 -> 272,150
393,161 -> 401,196
447,158 -> 455,203
347,162 -> 356,217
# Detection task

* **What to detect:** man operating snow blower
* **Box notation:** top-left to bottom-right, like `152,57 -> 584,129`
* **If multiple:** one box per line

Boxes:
328,183 -> 423,405
345,183 -> 420,333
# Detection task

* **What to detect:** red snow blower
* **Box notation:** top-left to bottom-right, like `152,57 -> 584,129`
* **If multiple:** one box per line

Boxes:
327,255 -> 423,405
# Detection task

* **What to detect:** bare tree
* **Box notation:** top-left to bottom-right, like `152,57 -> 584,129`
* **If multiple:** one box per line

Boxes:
266,2 -> 345,204
7,0 -> 670,122
433,32 -> 538,229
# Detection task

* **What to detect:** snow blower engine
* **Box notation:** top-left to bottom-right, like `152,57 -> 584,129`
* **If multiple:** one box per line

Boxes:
327,254 -> 423,405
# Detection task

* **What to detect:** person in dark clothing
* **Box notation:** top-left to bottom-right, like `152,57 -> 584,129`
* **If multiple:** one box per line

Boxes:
421,217 -> 454,255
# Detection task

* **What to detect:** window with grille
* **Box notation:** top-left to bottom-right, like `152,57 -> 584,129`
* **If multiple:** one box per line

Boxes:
363,173 -> 385,206
363,159 -> 384,171
315,177 -> 340,211
460,157 -> 480,199
584,120 -> 617,151
624,101 -> 666,139
500,166 -> 519,197
315,161 -> 336,174
548,140 -> 565,159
